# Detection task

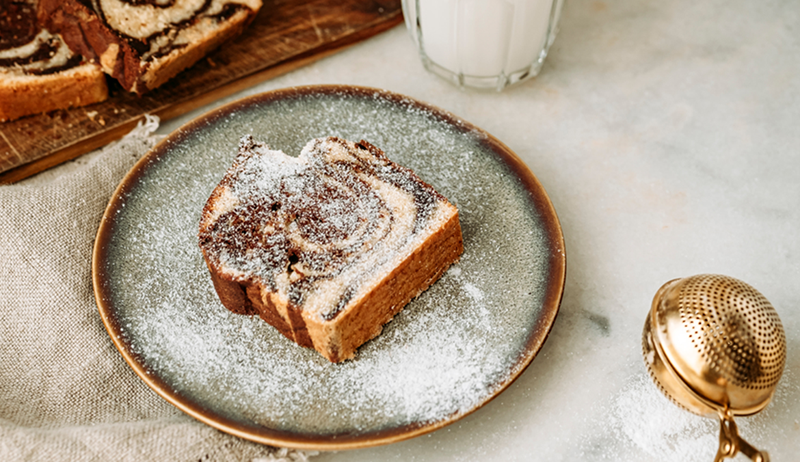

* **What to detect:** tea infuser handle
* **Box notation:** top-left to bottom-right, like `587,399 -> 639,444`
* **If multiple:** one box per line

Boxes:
714,409 -> 770,462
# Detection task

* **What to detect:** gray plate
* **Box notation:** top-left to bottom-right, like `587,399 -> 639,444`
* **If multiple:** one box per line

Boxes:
93,85 -> 566,450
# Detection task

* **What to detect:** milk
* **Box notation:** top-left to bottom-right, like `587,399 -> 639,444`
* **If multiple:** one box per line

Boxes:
402,0 -> 564,89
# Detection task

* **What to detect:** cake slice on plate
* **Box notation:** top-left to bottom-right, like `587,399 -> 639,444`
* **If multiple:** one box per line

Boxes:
39,0 -> 263,94
199,136 -> 464,362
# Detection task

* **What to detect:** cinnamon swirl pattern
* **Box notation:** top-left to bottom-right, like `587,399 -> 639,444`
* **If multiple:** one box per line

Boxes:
39,0 -> 262,93
199,136 -> 464,362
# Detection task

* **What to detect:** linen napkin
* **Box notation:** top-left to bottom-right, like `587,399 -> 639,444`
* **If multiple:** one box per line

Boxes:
0,116 -> 314,462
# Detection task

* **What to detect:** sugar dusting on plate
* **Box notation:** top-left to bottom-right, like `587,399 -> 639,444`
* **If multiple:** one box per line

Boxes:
102,88 -> 555,437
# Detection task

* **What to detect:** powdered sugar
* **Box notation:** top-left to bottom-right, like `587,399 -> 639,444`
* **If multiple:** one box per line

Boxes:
100,88 -> 557,440
253,142 -> 308,187
588,367 -> 800,461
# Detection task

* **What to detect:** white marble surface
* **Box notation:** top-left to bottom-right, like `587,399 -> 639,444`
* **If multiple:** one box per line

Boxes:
157,0 -> 800,460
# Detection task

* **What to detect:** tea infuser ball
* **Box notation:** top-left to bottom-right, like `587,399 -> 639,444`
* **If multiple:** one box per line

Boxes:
642,274 -> 786,462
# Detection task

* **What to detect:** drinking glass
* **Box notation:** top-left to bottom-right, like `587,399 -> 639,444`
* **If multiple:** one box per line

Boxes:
402,0 -> 565,91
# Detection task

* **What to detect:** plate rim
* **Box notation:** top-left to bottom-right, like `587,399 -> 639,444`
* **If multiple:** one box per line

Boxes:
92,84 -> 566,450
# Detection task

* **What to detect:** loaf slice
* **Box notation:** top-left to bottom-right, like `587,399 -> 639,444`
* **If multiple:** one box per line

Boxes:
39,0 -> 262,94
199,136 -> 464,362
0,0 -> 107,122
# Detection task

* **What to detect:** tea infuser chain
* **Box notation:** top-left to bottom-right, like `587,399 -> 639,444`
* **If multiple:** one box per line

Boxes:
713,404 -> 769,462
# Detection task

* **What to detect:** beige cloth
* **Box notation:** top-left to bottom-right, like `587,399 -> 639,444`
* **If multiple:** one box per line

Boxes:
0,117 -> 314,462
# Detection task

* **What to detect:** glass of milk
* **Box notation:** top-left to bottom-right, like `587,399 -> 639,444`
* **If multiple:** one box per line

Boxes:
402,0 -> 565,90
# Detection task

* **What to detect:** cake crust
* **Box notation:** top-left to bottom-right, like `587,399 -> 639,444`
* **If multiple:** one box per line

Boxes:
0,62 -> 108,122
199,136 -> 464,362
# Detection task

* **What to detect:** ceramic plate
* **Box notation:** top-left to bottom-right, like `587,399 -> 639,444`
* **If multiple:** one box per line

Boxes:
93,85 -> 565,450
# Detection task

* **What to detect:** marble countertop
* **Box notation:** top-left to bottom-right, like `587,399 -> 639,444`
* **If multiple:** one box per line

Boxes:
157,0 -> 800,460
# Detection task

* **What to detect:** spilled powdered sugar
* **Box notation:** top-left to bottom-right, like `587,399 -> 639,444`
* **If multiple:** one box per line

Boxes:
584,368 -> 800,461
103,89 -> 554,436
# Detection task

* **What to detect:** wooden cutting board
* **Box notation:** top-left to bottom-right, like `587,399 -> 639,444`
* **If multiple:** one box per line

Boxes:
0,0 -> 403,184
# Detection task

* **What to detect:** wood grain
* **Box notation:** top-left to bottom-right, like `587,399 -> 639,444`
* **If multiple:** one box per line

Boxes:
0,0 -> 403,184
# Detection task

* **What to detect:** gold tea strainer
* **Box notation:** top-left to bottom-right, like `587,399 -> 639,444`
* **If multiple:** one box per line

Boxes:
642,274 -> 786,462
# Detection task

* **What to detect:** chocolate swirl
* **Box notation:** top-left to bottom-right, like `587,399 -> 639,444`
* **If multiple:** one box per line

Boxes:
0,1 -> 83,76
85,0 -> 259,59
199,136 -> 448,321
0,0 -> 38,50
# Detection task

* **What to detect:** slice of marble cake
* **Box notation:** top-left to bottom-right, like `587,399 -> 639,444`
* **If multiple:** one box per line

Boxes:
39,0 -> 262,94
0,0 -> 107,121
198,136 -> 464,362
